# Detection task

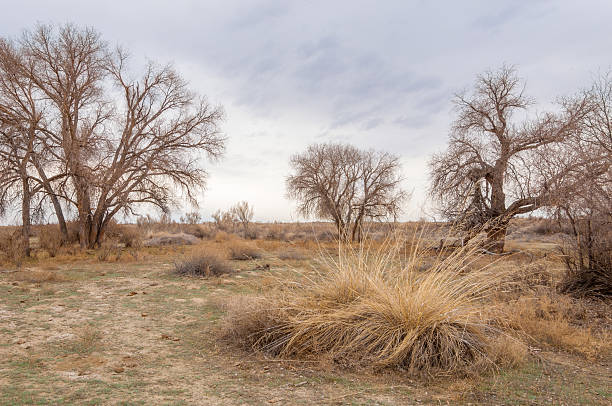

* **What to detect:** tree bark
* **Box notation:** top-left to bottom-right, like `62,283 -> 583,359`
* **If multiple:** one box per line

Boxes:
21,177 -> 31,257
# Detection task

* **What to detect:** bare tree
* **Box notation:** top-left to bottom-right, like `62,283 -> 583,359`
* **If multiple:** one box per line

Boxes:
0,24 -> 225,249
231,201 -> 254,235
0,38 -> 46,256
429,66 -> 592,252
287,143 -> 406,241
554,73 -> 612,296
16,24 -> 109,247
79,49 -> 224,247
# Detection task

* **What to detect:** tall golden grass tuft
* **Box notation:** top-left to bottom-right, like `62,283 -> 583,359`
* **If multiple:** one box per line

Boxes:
223,232 -> 517,375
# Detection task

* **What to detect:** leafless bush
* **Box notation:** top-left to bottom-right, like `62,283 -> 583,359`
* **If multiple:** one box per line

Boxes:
38,225 -> 62,257
558,217 -> 611,298
136,215 -> 156,236
228,241 -> 262,260
230,201 -> 254,236
212,209 -> 237,232
181,224 -> 213,239
97,241 -> 121,262
180,211 -> 202,224
174,253 -> 232,277
118,226 -> 142,248
0,229 -> 26,266
264,224 -> 287,241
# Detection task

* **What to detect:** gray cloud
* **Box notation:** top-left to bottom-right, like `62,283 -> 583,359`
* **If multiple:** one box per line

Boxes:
1,0 -> 611,221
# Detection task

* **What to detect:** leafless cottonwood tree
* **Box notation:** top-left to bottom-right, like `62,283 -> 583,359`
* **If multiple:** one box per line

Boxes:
0,38 -> 48,256
231,201 -> 254,235
0,24 -> 225,249
287,143 -> 406,241
554,73 -> 612,295
429,66 -> 593,252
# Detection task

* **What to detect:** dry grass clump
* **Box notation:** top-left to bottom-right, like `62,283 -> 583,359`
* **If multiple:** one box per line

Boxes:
222,236 -> 515,376
59,325 -> 104,355
175,253 -> 233,277
500,293 -> 611,360
228,241 -> 262,260
9,268 -> 68,284
487,334 -> 528,368
276,247 -> 307,261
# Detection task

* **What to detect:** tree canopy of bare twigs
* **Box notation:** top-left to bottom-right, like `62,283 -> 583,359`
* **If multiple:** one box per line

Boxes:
287,143 -> 407,241
0,23 -> 225,250
554,73 -> 612,296
429,65 -> 600,252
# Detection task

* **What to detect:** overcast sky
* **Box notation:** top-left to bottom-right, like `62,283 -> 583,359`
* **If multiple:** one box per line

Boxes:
1,0 -> 611,222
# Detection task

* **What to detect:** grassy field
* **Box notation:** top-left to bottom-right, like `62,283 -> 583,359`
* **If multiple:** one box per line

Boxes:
0,233 -> 610,405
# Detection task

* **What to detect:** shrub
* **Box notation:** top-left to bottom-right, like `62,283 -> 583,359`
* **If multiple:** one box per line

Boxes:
175,253 -> 232,277
264,224 -> 286,241
180,211 -> 202,224
212,209 -> 237,232
66,221 -> 81,244
558,217 -> 611,298
276,248 -> 307,261
38,225 -> 62,257
143,232 -> 199,247
182,224 -> 211,239
0,229 -> 26,266
228,241 -> 262,260
97,241 -> 121,262
222,236 -> 513,376
119,226 -> 142,248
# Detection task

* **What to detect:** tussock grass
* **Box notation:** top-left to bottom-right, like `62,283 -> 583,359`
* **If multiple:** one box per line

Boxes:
58,325 -> 104,355
499,293 -> 611,360
223,233 -> 517,376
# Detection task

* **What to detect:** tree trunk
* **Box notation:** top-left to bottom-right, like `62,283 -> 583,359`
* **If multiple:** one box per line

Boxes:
74,174 -> 93,248
21,178 -> 31,257
89,211 -> 106,249
32,159 -> 69,241
485,221 -> 508,253
51,194 -> 69,242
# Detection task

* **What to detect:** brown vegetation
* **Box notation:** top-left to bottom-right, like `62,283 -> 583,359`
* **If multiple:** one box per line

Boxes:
222,236 -> 520,376
429,65 -> 609,252
287,143 -> 407,241
174,252 -> 232,277
0,23 -> 225,250
227,240 -> 262,260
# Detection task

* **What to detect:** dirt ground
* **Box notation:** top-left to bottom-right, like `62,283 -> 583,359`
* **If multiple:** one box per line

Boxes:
0,240 -> 610,405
